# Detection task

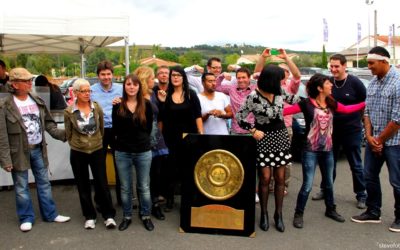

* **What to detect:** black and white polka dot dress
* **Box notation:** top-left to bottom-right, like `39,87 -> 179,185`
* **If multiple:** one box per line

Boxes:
256,127 -> 292,168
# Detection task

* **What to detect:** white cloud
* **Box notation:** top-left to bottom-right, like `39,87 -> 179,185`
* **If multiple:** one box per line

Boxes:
4,0 -> 400,52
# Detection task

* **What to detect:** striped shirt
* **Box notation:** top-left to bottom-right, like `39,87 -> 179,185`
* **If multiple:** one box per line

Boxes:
365,66 -> 400,146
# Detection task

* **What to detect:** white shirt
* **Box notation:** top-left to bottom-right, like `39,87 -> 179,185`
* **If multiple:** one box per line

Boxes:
198,92 -> 230,135
14,96 -> 42,145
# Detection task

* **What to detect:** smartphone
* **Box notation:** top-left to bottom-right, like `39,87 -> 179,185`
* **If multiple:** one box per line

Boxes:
270,49 -> 279,55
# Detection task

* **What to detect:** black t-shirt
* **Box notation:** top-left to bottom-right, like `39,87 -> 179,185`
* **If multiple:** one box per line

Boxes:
0,75 -> 9,86
330,74 -> 366,134
159,89 -> 201,146
112,100 -> 153,153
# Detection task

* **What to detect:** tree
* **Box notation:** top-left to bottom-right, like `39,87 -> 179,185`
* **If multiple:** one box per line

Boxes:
179,51 -> 202,66
321,45 -> 328,69
155,51 -> 179,62
225,53 -> 240,64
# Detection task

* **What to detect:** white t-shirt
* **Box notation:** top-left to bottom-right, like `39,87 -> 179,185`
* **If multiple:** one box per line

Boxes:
198,92 -> 230,135
13,96 -> 42,145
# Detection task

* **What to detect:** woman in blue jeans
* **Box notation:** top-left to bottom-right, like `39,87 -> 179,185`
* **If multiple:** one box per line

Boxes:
112,74 -> 154,231
284,73 -> 366,229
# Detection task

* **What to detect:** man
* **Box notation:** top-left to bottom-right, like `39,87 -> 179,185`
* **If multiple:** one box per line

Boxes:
351,46 -> 400,233
312,54 -> 367,209
198,73 -> 232,135
91,60 -> 123,206
0,59 -> 9,86
185,57 -> 233,93
216,67 -> 256,134
254,48 -> 302,195
154,65 -> 169,95
0,68 -> 70,232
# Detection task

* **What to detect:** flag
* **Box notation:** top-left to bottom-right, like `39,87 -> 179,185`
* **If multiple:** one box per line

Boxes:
357,23 -> 362,44
388,25 -> 393,46
323,18 -> 328,43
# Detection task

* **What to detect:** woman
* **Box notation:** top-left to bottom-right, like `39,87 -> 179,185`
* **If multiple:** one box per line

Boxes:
112,74 -> 154,231
236,65 -> 301,232
283,73 -> 365,229
158,66 -> 203,211
64,78 -> 116,230
35,75 -> 67,110
135,66 -> 168,220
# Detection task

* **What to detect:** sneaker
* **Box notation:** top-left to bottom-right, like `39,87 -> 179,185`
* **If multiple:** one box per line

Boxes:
312,191 -> 324,200
255,193 -> 260,203
84,219 -> 96,229
325,209 -> 345,223
351,211 -> 381,223
104,218 -> 117,229
293,212 -> 303,229
356,200 -> 366,209
389,219 -> 400,233
54,215 -> 71,223
20,222 -> 32,232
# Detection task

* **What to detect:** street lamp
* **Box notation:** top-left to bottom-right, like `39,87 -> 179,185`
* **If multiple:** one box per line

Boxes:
365,0 -> 374,50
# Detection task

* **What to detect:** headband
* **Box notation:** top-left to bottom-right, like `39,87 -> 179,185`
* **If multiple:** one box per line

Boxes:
367,53 -> 390,63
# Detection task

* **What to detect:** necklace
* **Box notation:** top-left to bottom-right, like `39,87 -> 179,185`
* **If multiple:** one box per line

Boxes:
333,77 -> 347,89
315,99 -> 329,114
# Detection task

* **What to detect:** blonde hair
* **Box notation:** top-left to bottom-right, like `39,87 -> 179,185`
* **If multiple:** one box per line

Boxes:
134,66 -> 154,97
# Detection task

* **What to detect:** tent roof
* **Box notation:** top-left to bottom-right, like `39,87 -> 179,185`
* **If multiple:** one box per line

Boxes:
0,14 -> 129,55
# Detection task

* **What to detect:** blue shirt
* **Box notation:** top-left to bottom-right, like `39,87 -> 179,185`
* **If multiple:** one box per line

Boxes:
91,82 -> 123,128
365,66 -> 400,146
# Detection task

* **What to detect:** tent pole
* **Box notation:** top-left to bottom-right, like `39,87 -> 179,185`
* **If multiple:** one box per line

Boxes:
125,36 -> 129,77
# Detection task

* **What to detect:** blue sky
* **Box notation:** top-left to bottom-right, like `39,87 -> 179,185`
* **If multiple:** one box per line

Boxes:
5,0 -> 400,52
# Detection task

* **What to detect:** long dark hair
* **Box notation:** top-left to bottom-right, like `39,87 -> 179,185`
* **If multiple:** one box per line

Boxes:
35,75 -> 61,93
167,66 -> 191,100
306,73 -> 337,110
118,74 -> 147,126
257,65 -> 284,95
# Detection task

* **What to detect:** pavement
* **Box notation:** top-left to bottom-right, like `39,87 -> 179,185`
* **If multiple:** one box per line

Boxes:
1,149 -> 399,250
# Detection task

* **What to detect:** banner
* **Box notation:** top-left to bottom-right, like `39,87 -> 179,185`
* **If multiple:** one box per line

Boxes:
357,23 -> 362,44
323,18 -> 328,43
388,25 -> 393,46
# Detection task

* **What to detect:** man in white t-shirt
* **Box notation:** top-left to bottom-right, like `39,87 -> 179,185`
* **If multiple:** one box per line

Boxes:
0,68 -> 70,232
198,73 -> 232,135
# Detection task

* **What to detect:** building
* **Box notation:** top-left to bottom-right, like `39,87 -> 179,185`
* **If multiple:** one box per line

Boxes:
339,35 -> 400,67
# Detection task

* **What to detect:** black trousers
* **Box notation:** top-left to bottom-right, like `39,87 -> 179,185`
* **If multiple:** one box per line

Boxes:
150,154 -> 168,204
70,149 -> 116,220
100,128 -> 122,205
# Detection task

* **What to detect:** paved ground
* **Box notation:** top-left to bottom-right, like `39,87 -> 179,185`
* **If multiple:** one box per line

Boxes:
1,150 -> 399,250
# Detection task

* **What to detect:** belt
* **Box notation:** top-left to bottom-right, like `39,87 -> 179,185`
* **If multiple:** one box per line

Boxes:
29,144 -> 41,149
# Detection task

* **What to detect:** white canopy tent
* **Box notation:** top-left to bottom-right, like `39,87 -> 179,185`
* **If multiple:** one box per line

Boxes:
0,12 -> 130,76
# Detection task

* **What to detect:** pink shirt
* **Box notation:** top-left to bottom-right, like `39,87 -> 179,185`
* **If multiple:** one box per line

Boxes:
216,75 -> 256,134
282,78 -> 301,127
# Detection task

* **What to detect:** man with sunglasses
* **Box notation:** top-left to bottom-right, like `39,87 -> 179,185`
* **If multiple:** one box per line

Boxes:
0,68 -> 70,232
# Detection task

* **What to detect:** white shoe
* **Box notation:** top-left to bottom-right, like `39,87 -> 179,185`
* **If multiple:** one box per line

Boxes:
104,218 -> 116,229
20,222 -> 32,232
255,193 -> 260,203
84,219 -> 96,229
54,215 -> 71,223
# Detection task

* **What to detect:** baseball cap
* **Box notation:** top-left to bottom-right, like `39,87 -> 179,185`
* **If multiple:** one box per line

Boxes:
9,68 -> 33,81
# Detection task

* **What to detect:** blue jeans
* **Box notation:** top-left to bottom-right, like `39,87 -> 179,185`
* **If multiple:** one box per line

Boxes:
364,144 -> 400,218
11,147 -> 58,224
320,131 -> 367,201
115,150 -> 152,218
295,150 -> 335,213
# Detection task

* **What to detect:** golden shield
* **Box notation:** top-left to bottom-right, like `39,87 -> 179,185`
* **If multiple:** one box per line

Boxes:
194,149 -> 244,200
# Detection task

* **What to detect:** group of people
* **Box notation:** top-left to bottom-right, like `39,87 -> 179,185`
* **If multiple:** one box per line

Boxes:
0,45 -> 399,234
